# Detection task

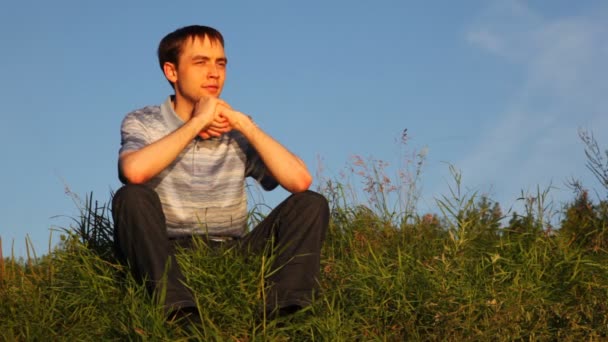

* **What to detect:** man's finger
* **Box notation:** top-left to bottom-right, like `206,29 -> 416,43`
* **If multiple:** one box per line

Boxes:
203,121 -> 229,132
217,99 -> 231,109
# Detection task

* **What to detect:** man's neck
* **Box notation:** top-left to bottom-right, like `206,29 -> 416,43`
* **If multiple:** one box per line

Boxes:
171,95 -> 194,122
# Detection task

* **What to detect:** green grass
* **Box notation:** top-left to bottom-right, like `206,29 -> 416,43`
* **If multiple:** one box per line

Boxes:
2,186 -> 607,341
3,143 -> 608,341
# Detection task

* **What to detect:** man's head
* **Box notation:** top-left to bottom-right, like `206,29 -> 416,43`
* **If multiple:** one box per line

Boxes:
158,25 -> 227,101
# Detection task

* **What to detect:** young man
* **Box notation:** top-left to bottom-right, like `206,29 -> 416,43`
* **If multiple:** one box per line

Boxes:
112,25 -> 329,323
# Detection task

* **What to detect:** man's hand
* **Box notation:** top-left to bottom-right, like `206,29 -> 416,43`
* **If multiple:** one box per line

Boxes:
193,97 -> 231,139
198,117 -> 230,139
215,100 -> 249,132
119,98 -> 237,184
211,100 -> 312,193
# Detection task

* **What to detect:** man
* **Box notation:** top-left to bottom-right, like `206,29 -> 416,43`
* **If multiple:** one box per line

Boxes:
112,25 -> 329,324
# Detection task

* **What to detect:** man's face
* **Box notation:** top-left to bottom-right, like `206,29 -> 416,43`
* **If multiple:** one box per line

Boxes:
173,36 -> 227,102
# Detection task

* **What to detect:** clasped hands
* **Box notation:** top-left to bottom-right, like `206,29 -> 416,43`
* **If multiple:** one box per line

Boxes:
193,97 -> 244,140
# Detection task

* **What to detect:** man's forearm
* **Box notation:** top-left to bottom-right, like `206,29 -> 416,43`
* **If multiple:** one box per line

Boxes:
120,119 -> 203,184
236,115 -> 312,193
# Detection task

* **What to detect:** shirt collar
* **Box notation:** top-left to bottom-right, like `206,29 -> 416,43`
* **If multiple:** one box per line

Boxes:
160,96 -> 185,131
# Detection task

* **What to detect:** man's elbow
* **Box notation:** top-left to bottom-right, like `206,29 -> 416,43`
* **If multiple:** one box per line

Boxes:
119,163 -> 149,185
124,174 -> 148,185
291,174 -> 313,193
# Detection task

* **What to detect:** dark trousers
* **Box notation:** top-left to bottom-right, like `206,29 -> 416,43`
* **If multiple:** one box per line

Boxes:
111,184 -> 329,314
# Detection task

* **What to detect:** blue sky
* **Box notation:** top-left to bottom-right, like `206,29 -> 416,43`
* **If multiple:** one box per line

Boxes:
1,0 -> 607,257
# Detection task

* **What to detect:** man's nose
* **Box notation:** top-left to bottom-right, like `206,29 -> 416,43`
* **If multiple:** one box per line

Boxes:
208,64 -> 219,78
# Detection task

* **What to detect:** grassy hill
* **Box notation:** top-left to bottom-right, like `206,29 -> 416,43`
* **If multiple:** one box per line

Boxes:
3,134 -> 608,340
2,182 -> 607,341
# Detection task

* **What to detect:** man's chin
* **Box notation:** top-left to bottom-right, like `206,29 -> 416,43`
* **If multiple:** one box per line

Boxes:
192,94 -> 219,102
202,89 -> 221,98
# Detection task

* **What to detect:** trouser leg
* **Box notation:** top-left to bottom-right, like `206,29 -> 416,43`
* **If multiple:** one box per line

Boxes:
240,190 -> 329,311
112,184 -> 196,314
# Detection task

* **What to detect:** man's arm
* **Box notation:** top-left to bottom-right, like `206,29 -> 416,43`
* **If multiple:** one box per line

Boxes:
120,98 -> 229,184
219,104 -> 312,193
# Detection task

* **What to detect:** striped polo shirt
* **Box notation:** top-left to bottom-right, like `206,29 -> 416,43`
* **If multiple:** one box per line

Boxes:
119,96 -> 278,238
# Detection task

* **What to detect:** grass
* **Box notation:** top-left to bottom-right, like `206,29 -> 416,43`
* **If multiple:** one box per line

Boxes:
2,141 -> 608,340
2,186 -> 607,341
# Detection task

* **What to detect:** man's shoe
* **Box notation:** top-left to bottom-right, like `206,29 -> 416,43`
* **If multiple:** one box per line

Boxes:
168,307 -> 202,329
261,304 -> 303,321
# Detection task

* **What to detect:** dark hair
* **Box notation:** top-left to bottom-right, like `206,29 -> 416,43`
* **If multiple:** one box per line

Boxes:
157,25 -> 224,86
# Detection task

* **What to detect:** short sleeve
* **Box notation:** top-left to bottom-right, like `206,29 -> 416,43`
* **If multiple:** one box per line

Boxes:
119,112 -> 149,155
245,145 -> 279,191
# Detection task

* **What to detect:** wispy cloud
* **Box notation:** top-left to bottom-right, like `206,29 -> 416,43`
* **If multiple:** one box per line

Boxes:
460,0 -> 608,209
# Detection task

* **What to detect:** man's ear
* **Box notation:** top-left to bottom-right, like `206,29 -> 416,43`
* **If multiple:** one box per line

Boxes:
163,62 -> 178,84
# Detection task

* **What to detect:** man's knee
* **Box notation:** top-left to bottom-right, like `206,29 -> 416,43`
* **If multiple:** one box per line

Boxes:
112,184 -> 163,224
289,190 -> 329,218
112,184 -> 166,249
114,183 -> 156,201
114,184 -> 157,208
